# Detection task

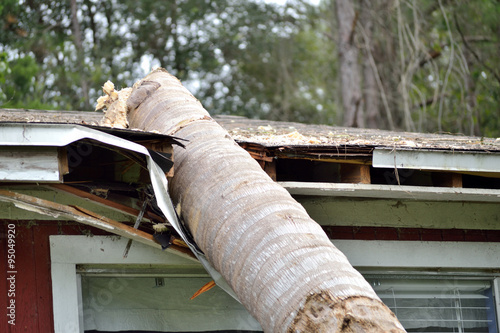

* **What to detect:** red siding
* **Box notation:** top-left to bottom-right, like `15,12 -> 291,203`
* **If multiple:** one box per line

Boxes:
324,225 -> 500,242
0,221 -> 109,333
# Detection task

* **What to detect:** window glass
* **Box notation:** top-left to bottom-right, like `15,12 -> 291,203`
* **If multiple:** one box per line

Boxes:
80,274 -> 498,333
81,276 -> 262,332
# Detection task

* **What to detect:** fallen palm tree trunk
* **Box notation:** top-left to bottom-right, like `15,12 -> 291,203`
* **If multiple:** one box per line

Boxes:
109,68 -> 405,332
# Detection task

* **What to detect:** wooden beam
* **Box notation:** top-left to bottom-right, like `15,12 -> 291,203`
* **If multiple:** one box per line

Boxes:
58,147 -> 70,176
0,189 -> 197,261
340,164 -> 371,184
48,184 -> 164,222
432,172 -> 463,188
264,161 -> 277,181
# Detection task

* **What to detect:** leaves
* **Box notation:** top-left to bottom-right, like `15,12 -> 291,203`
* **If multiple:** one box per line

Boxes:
1,0 -> 499,136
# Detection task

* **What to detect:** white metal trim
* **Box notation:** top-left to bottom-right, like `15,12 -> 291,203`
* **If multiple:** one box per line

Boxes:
373,147 -> 500,173
280,181 -> 500,202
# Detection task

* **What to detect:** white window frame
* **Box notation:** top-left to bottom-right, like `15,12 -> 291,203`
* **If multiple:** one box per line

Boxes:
50,235 -> 200,333
334,240 -> 500,333
51,236 -> 500,333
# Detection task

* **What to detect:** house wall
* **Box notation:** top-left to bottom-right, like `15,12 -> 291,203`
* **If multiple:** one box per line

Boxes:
293,195 -> 500,242
0,220 -> 109,333
1,198 -> 498,332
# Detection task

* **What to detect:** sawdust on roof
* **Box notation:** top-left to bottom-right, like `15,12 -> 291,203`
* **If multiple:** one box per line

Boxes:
214,115 -> 500,152
1,109 -> 499,152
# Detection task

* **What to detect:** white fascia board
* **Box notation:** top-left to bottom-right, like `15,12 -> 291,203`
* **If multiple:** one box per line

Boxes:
279,181 -> 500,203
373,147 -> 500,173
0,146 -> 61,182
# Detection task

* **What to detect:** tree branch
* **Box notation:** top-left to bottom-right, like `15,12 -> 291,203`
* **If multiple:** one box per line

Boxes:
454,13 -> 500,85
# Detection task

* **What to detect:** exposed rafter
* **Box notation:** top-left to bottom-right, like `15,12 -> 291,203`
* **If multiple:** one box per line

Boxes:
0,189 -> 196,261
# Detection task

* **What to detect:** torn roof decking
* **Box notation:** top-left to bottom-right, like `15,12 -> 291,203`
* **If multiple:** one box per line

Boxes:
215,115 -> 500,150
3,108 -> 500,177
2,108 -> 499,152
0,122 -> 199,260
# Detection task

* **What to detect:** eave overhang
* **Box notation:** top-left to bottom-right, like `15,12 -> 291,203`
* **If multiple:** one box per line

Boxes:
0,123 -> 238,300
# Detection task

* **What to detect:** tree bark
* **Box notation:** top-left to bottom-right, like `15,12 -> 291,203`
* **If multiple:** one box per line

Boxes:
126,69 -> 405,332
361,0 -> 380,129
336,0 -> 363,128
69,0 -> 90,110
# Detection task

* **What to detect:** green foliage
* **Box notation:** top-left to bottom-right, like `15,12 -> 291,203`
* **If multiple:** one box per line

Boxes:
0,0 -> 499,136
341,0 -> 500,136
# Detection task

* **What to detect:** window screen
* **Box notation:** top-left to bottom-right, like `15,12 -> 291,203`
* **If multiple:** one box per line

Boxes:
366,277 -> 498,333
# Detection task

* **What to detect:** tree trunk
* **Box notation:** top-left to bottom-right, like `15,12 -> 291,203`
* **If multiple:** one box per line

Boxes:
361,0 -> 380,129
126,69 -> 405,332
336,0 -> 363,128
69,0 -> 90,110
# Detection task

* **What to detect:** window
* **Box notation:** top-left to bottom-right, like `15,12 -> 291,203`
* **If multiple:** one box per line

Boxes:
366,276 -> 499,333
80,275 -> 262,332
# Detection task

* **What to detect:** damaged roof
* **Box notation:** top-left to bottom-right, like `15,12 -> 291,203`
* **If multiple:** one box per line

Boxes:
214,115 -> 500,152
0,119 -> 240,299
1,108 -> 499,152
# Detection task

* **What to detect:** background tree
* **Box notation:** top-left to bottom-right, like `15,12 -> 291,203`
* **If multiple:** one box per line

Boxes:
335,0 -> 363,127
330,0 -> 500,136
1,0 -> 500,136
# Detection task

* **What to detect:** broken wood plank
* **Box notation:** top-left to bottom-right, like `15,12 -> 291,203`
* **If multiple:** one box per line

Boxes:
0,189 -> 197,261
48,184 -> 164,222
237,144 -> 277,180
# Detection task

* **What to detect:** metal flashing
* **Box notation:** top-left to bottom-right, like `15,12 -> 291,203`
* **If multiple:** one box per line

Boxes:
373,148 -> 500,173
